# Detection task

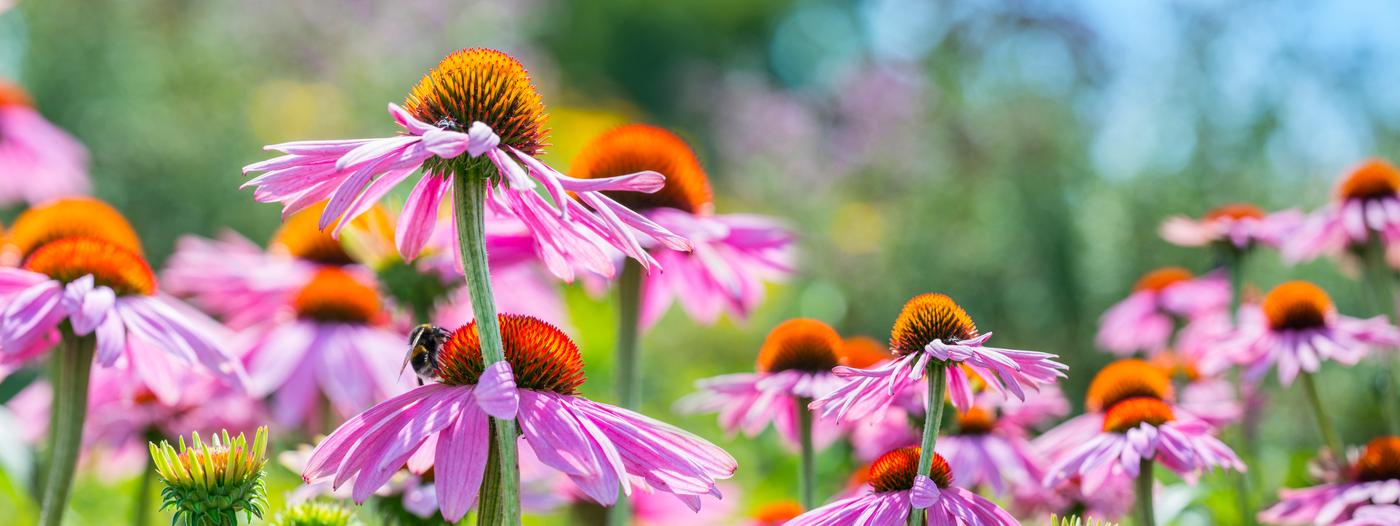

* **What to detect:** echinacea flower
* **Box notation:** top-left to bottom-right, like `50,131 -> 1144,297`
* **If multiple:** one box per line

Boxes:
1219,281 -> 1400,385
270,501 -> 356,526
0,79 -> 89,206
1260,437 -> 1400,525
163,204 -> 372,331
241,267 -> 409,427
936,389 -> 1064,498
1097,267 -> 1229,356
0,237 -> 245,402
242,48 -> 690,281
1160,203 -> 1301,250
1044,396 -> 1243,494
677,318 -> 848,449
786,446 -> 1018,525
302,314 -> 736,522
570,124 -> 793,326
2,197 -> 143,266
812,293 -> 1066,420
1286,159 -> 1400,263
1037,359 -> 1193,463
150,426 -> 270,526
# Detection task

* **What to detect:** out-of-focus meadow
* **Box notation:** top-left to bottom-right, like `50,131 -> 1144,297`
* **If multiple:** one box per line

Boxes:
3,0 -> 1400,524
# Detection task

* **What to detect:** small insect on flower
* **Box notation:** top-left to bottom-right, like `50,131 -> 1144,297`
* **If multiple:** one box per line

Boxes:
270,501 -> 357,526
149,426 -> 270,526
403,323 -> 451,385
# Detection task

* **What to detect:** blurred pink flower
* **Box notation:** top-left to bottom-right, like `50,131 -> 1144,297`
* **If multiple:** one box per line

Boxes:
242,49 -> 689,282
302,315 -> 735,522
787,447 -> 1017,526
1286,159 -> 1400,263
1216,281 -> 1400,385
1044,397 -> 1243,494
813,294 -> 1066,420
1160,203 -> 1302,250
240,267 -> 408,428
0,79 -> 89,206
0,238 -> 245,403
678,319 -> 847,450
1097,268 -> 1229,356
1260,437 -> 1400,525
570,124 -> 794,327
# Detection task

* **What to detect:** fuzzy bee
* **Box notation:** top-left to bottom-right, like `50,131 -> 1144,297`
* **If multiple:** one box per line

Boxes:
402,324 -> 451,385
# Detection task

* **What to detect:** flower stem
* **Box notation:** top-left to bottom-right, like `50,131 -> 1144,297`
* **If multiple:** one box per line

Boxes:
1134,459 -> 1155,526
607,259 -> 643,526
38,329 -> 96,526
1362,237 -> 1400,435
907,361 -> 948,526
1224,247 -> 1246,323
797,397 -> 815,510
1221,249 -> 1257,526
452,172 -> 521,526
1299,371 -> 1342,461
131,450 -> 154,526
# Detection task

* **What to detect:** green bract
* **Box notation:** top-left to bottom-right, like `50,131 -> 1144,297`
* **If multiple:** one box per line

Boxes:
148,426 -> 269,526
271,501 -> 356,526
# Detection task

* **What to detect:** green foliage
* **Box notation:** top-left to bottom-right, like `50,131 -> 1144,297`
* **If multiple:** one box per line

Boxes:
270,501 -> 355,526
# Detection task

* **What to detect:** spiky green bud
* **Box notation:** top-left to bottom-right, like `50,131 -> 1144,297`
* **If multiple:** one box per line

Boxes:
271,501 -> 356,526
1051,514 -> 1118,526
149,426 -> 269,526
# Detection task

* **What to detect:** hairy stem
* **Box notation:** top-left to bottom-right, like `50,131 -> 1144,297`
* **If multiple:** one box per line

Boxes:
1300,371 -> 1342,461
798,397 -> 815,510
1135,459 -> 1155,526
453,173 -> 521,526
908,362 -> 948,526
39,330 -> 96,526
607,260 -> 644,526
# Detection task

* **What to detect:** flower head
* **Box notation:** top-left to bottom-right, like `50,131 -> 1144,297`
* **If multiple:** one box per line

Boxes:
1286,159 -> 1400,262
745,501 -> 803,526
0,78 -> 89,206
812,293 -> 1066,421
1261,437 -> 1400,525
243,49 -> 691,282
786,446 -> 1018,525
678,318 -> 849,450
150,426 -> 270,526
572,124 -> 793,327
303,314 -> 736,522
3,197 -> 141,264
1160,203 -> 1301,250
1218,281 -> 1400,385
1044,361 -> 1243,493
1097,268 -> 1229,356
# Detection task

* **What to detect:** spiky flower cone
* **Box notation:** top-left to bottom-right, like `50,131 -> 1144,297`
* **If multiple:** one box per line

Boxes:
271,501 -> 356,526
149,426 -> 269,526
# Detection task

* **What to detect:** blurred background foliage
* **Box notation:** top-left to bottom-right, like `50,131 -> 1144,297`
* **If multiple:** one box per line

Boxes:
3,0 -> 1400,524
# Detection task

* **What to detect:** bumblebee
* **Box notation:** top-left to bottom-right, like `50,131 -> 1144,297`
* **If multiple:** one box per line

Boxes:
402,324 -> 451,385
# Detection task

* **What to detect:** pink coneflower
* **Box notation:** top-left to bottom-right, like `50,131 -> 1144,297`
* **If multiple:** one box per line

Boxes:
241,267 -> 408,427
1160,203 -> 1302,250
1219,281 -> 1400,385
302,314 -> 736,522
743,501 -> 804,526
935,404 -> 1045,497
242,49 -> 689,281
570,124 -> 793,326
0,79 -> 89,206
1044,397 -> 1243,494
2,197 -> 143,267
0,237 -> 245,401
1260,437 -> 1400,525
1097,267 -> 1229,357
786,446 -> 1018,525
1286,159 -> 1400,262
678,319 -> 848,449
812,293 -> 1066,420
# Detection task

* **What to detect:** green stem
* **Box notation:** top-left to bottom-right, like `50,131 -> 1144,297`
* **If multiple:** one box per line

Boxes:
1134,459 -> 1155,526
39,330 -> 96,526
1300,371 -> 1342,461
1221,250 -> 1256,526
132,449 -> 155,526
797,397 -> 815,510
1225,247 -> 1246,324
452,172 -> 521,526
907,362 -> 948,526
607,260 -> 643,526
476,419 -> 513,526
1361,237 -> 1400,435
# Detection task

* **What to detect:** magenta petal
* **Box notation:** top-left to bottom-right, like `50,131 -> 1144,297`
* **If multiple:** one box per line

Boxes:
465,122 -> 500,157
910,475 -> 941,509
92,311 -> 126,366
435,398 -> 490,521
396,173 -> 452,260
0,280 -> 65,354
420,128 -> 471,159
474,361 -> 519,419
62,276 -> 114,336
